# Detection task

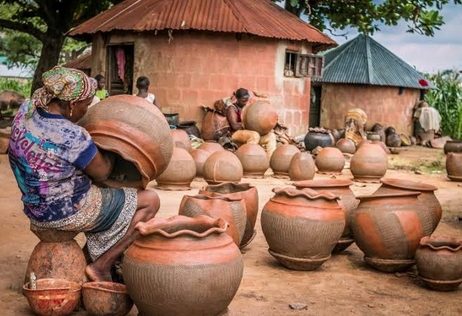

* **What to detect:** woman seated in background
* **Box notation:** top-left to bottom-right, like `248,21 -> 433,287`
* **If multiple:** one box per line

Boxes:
8,66 -> 160,282
135,76 -> 160,108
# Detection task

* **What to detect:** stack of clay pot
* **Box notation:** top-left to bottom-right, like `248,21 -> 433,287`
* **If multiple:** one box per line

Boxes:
444,140 -> 462,181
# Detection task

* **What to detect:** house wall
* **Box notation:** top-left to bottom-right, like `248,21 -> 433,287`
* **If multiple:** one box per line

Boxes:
92,31 -> 313,136
320,84 -> 421,135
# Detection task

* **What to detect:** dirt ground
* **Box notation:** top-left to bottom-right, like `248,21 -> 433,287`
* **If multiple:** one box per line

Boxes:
1,145 -> 462,316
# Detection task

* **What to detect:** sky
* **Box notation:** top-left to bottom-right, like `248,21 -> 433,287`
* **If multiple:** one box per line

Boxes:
323,3 -> 462,74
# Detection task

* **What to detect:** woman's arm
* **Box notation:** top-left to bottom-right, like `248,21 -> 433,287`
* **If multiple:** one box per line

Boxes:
226,106 -> 243,131
84,150 -> 115,182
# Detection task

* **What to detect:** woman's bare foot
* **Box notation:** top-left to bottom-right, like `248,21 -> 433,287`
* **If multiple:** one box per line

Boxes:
85,264 -> 112,282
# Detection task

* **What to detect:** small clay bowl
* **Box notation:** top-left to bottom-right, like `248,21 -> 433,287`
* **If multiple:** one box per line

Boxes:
82,281 -> 133,316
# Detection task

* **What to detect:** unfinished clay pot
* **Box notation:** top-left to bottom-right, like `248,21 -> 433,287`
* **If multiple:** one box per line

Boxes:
171,129 -> 192,152
304,128 -> 334,151
315,147 -> 345,175
261,187 -> 345,270
288,152 -> 316,181
199,182 -> 259,249
270,144 -> 300,179
336,138 -> 356,154
446,152 -> 462,182
386,133 -> 402,147
82,282 -> 133,316
415,236 -> 462,291
155,147 -> 196,190
242,101 -> 278,135
190,149 -> 211,177
78,95 -> 173,188
197,141 -> 224,154
374,178 -> 442,235
444,141 -> 462,154
179,194 -> 246,246
123,215 -> 243,316
350,142 -> 388,183
352,191 -> 425,273
235,143 -> 269,178
293,180 -> 359,253
203,150 -> 243,184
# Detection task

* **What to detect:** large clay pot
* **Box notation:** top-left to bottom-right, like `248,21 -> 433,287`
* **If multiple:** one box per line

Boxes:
315,147 -> 345,175
179,195 -> 247,246
351,192 -> 425,273
190,149 -> 211,177
25,226 -> 86,285
288,152 -> 316,181
374,178 -> 442,236
336,138 -> 356,154
304,129 -> 334,151
241,101 -> 278,135
235,143 -> 269,178
199,182 -> 259,249
171,129 -> 192,152
350,142 -> 388,183
197,141 -> 224,154
261,187 -> 345,270
123,215 -> 243,316
78,95 -> 173,188
203,150 -> 243,184
415,236 -> 462,291
446,152 -> 462,182
155,147 -> 196,190
270,144 -> 300,179
176,120 -> 200,138
293,180 -> 359,253
444,141 -> 462,154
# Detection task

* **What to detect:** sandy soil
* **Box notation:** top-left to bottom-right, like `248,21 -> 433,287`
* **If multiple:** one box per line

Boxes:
1,146 -> 462,316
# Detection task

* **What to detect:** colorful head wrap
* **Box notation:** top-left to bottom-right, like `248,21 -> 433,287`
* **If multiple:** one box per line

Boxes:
28,66 -> 95,118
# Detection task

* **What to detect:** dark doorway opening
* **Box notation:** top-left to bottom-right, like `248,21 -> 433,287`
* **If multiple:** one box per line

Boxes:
106,44 -> 134,95
309,85 -> 322,127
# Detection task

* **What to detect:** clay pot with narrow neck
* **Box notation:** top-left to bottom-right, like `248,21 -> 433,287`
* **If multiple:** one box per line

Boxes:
446,152 -> 462,182
351,191 -> 426,272
179,194 -> 247,246
203,150 -> 243,184
315,147 -> 345,175
270,144 -> 300,179
235,143 -> 269,178
155,147 -> 196,191
199,182 -> 259,249
288,152 -> 316,181
350,142 -> 388,183
261,187 -> 345,270
374,178 -> 442,235
123,215 -> 243,316
293,179 -> 358,253
415,236 -> 462,291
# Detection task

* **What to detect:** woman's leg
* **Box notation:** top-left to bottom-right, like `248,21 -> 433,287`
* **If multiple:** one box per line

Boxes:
85,189 -> 160,281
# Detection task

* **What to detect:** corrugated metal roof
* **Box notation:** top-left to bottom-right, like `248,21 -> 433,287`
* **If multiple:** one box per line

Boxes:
62,52 -> 92,70
68,0 -> 336,51
314,34 -> 434,89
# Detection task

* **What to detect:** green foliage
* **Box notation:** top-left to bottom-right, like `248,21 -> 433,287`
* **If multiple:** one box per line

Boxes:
424,71 -> 462,140
0,78 -> 32,97
274,0 -> 462,36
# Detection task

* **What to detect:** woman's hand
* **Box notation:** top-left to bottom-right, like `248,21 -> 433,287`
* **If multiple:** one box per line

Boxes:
84,150 -> 116,182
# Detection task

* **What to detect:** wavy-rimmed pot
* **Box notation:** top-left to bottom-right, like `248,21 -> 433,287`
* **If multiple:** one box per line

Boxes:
199,182 -> 259,249
350,142 -> 388,183
293,180 -> 359,253
351,192 -> 425,273
261,187 -> 345,271
415,236 -> 462,291
82,282 -> 133,316
374,178 -> 442,235
123,215 -> 244,316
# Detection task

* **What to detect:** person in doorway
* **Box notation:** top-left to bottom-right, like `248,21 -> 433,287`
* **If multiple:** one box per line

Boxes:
135,76 -> 159,108
226,88 -> 277,160
94,74 -> 109,100
8,66 -> 160,282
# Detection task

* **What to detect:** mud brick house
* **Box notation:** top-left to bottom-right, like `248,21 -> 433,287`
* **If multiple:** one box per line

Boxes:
311,34 -> 433,135
68,0 -> 336,136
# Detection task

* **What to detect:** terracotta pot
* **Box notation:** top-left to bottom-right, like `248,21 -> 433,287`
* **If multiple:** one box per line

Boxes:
197,141 -> 224,154
350,142 -> 388,183
123,215 -> 243,316
241,101 -> 278,135
25,226 -> 86,286
171,129 -> 192,152
176,120 -> 200,138
23,279 -> 82,316
374,178 -> 442,235
190,149 -> 211,177
444,141 -> 462,154
336,138 -> 356,154
261,187 -> 345,270
446,152 -> 462,182
315,147 -> 345,175
200,110 -> 230,141
351,191 -> 425,272
415,236 -> 462,291
270,144 -> 300,179
155,147 -> 196,190
179,194 -> 247,246
203,150 -> 243,184
304,130 -> 333,151
82,282 -> 133,316
199,182 -> 259,249
293,180 -> 358,253
288,152 -> 316,181
235,143 -> 269,178
78,95 -> 173,188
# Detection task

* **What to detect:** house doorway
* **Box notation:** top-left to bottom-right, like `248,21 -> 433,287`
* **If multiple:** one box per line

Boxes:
106,44 -> 134,95
309,85 -> 322,127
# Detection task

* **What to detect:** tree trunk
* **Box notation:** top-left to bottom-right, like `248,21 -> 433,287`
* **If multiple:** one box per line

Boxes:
31,33 -> 66,95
